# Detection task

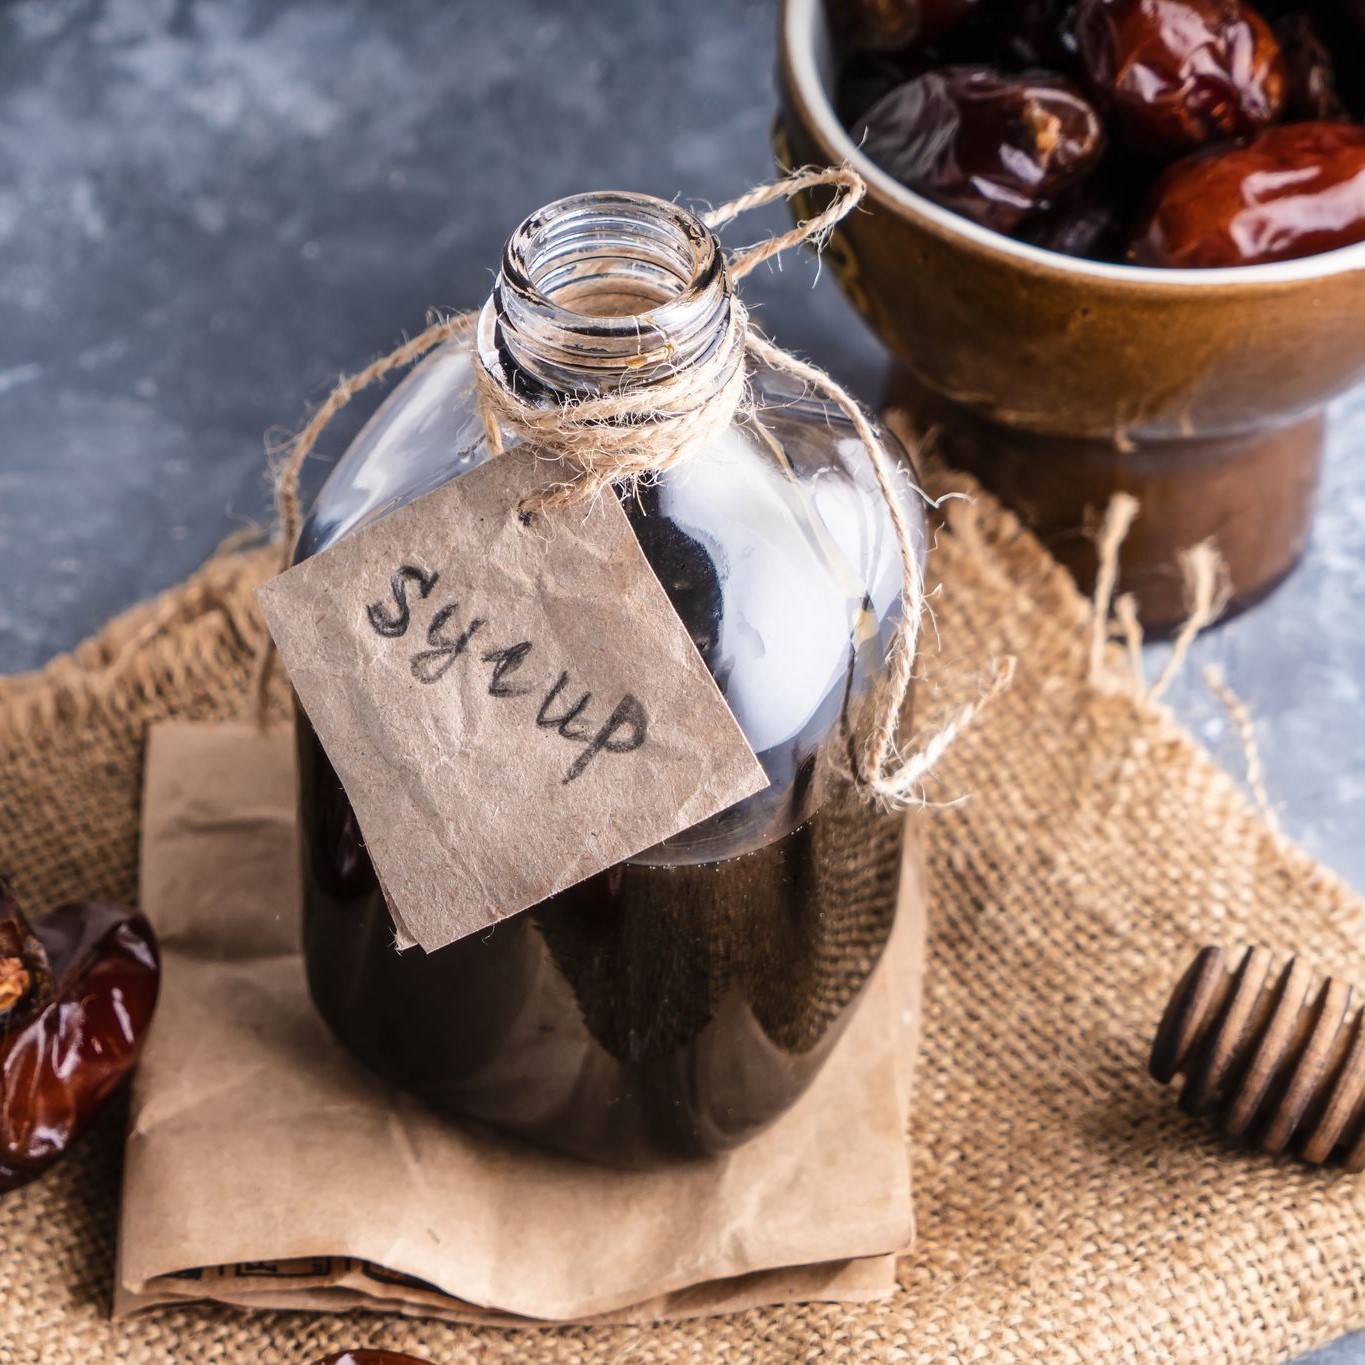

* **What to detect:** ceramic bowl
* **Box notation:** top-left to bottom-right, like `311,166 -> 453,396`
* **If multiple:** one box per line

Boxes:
777,0 -> 1365,629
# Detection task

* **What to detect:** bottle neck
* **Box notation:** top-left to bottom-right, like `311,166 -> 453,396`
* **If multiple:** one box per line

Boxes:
477,192 -> 737,402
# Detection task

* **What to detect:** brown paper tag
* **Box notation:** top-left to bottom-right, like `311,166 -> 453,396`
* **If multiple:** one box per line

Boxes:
256,448 -> 768,952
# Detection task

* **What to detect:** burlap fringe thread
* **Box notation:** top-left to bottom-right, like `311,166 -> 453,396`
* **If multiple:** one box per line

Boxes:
1078,485 -> 1277,826
877,411 -> 1272,827
249,167 -> 1013,809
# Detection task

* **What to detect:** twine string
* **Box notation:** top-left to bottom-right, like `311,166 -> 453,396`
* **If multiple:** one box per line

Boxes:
702,164 -> 867,279
252,166 -> 991,805
246,312 -> 479,717
471,292 -> 751,504
272,313 -> 479,571
743,329 -> 929,798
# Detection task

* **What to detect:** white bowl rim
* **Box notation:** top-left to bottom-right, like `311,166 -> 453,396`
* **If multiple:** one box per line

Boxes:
783,0 -> 1365,289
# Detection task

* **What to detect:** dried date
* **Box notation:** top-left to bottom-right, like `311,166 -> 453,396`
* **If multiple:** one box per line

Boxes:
1313,4 -> 1365,118
855,66 -> 1105,232
1016,159 -> 1144,258
1336,0 -> 1365,33
1275,11 -> 1346,120
1127,121 -> 1365,265
837,49 -> 920,125
1075,0 -> 1286,156
828,0 -> 979,51
0,885 -> 159,1192
997,0 -> 1084,73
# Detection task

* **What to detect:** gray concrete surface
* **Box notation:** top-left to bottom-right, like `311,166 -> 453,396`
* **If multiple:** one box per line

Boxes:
0,1 -> 1360,1358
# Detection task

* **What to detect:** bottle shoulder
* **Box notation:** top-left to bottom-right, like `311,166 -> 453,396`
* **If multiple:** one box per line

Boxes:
299,345 -> 488,561
302,343 -> 919,623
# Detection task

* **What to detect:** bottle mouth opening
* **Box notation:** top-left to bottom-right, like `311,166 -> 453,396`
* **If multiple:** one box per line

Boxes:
484,191 -> 735,396
502,191 -> 724,324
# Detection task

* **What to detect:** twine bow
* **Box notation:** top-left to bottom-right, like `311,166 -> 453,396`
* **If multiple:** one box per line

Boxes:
257,166 -> 1006,806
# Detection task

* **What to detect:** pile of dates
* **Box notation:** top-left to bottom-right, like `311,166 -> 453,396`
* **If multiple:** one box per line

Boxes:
0,884 -> 159,1192
831,0 -> 1365,264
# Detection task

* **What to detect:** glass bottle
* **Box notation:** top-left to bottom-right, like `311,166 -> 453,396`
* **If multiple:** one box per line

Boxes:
294,191 -> 926,1167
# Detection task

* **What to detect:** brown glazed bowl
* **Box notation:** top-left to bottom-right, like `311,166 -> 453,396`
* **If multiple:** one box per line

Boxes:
777,0 -> 1365,630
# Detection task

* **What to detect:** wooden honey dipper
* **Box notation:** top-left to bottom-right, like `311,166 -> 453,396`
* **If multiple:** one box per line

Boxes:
1151,945 -> 1365,1170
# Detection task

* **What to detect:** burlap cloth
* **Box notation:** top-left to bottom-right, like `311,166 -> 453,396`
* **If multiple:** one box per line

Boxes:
2,468 -> 1362,1363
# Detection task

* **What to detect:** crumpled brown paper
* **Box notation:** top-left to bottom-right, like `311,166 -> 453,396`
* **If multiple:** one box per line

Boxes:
255,446 -> 769,953
117,720 -> 923,1325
